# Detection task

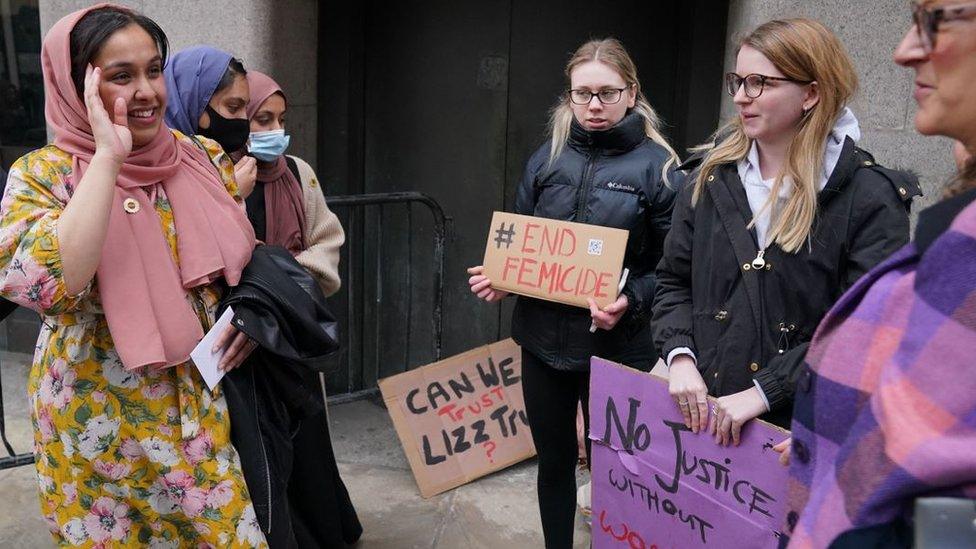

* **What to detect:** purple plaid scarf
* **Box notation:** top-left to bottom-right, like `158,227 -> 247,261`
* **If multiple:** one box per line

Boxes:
785,195 -> 976,547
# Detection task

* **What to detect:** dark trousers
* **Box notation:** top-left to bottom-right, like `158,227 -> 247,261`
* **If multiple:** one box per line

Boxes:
521,349 -> 590,549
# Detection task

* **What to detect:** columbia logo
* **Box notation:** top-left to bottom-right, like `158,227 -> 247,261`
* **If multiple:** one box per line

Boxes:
607,182 -> 636,192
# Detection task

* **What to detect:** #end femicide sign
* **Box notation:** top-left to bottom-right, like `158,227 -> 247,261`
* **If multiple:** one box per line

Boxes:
482,211 -> 629,310
589,358 -> 790,549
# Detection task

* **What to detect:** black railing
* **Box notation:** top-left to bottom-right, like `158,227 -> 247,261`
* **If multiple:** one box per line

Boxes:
317,192 -> 447,404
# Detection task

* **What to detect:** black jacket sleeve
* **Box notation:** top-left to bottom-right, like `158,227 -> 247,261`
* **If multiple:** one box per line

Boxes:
514,145 -> 548,216
652,175 -> 697,361
622,164 -> 678,321
753,343 -> 809,411
753,167 -> 915,411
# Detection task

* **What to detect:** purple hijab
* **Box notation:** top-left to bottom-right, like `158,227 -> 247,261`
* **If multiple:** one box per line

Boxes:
163,45 -> 233,136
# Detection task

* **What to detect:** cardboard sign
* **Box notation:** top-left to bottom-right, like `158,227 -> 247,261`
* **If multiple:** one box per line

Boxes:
589,358 -> 790,549
482,211 -> 629,309
378,339 -> 536,498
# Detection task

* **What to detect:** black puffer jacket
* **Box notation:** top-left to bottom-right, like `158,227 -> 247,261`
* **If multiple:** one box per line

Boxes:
652,138 -> 920,427
511,112 -> 677,371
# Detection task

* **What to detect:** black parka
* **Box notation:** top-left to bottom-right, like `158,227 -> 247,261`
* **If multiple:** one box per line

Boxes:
652,138 -> 920,427
511,112 -> 677,371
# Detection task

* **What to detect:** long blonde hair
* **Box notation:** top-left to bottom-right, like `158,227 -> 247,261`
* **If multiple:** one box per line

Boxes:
692,18 -> 858,253
547,38 -> 679,183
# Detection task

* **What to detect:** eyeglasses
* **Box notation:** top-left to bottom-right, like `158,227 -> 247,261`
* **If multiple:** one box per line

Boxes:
568,86 -> 631,105
725,72 -> 812,99
911,1 -> 976,53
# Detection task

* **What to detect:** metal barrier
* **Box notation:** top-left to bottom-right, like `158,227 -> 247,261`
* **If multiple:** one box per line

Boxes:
323,191 -> 447,404
0,191 -> 447,470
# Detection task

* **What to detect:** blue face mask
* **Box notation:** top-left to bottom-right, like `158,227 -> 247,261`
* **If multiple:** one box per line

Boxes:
247,129 -> 291,161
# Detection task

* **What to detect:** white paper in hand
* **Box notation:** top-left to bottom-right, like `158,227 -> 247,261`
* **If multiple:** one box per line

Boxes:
190,306 -> 235,391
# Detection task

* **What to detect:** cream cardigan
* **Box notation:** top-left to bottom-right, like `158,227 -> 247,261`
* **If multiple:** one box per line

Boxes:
288,155 -> 345,297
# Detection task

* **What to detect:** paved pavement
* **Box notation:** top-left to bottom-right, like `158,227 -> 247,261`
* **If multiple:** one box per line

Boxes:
330,395 -> 591,548
0,354 -> 591,547
0,352 -> 49,548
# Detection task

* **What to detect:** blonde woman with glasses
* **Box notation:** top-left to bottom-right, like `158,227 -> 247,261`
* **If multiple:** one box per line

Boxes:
653,18 -> 919,446
468,38 -> 679,548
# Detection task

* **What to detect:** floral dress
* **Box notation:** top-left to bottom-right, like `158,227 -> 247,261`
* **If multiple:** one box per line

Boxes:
0,132 -> 267,548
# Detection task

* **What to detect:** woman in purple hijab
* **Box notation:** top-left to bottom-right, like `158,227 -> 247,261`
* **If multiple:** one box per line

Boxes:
164,45 -> 257,199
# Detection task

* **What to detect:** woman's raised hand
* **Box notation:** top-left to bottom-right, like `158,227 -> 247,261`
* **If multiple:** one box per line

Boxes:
84,64 -> 131,164
467,265 -> 510,302
234,155 -> 257,199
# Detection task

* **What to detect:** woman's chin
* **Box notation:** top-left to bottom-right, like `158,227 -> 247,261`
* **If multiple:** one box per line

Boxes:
131,126 -> 163,149
912,106 -> 957,139
741,127 -> 763,141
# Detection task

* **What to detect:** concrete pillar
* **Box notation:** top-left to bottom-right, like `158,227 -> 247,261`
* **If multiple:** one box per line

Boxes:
723,0 -> 955,209
39,0 -> 319,167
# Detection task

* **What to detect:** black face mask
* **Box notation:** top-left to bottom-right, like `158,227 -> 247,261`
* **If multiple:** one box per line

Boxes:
199,105 -> 250,154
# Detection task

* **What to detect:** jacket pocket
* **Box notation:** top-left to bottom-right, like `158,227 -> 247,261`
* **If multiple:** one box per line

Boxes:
692,308 -> 729,355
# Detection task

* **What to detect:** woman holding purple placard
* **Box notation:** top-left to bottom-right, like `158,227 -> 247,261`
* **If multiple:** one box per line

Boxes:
653,18 -> 918,446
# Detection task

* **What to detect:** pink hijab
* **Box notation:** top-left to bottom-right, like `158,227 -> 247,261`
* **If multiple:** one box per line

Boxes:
43,4 -> 255,370
245,71 -> 306,255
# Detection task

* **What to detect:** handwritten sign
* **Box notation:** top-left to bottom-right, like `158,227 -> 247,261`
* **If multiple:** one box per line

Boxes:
378,339 -> 536,498
589,358 -> 789,549
482,211 -> 628,309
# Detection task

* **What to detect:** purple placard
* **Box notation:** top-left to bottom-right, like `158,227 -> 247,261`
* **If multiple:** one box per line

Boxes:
589,357 -> 790,549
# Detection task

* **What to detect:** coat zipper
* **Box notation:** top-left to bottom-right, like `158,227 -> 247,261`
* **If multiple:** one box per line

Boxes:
251,366 -> 273,534
564,149 -> 599,368
575,150 -> 600,223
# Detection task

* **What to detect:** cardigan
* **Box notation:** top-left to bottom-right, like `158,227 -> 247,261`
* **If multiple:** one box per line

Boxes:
289,155 -> 345,297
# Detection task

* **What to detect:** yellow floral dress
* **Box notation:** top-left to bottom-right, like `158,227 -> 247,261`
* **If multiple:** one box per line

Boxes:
0,131 -> 267,548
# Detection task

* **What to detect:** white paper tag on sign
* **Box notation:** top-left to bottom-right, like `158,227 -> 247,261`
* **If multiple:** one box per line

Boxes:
587,239 -> 604,256
190,306 -> 235,391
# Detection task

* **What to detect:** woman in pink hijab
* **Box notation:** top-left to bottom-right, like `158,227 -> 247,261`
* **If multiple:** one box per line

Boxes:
244,70 -> 344,295
0,4 -> 266,546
